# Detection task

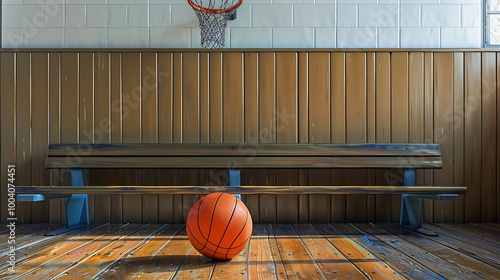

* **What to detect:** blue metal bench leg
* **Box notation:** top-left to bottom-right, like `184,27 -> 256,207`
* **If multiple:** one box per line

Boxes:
229,169 -> 242,200
399,169 -> 438,236
45,169 -> 89,236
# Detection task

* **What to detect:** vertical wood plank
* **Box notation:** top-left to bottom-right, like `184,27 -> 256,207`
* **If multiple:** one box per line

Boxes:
375,52 -> 392,222
182,52 -> 201,221
298,52 -> 309,223
464,52 -> 482,222
93,52 -> 111,223
142,52 -> 159,223
158,52 -> 174,223
242,52 -> 260,221
424,53 -> 435,222
453,52 -> 465,222
17,53 -> 32,222
433,52 -> 455,223
172,53 -> 184,222
308,52 -> 331,222
366,52 -> 376,222
330,52 -> 346,222
391,52 -> 409,222
79,52 -> 95,222
345,52 -> 367,222
110,52 -> 123,223
31,53 -> 50,222
481,53 -> 497,222
276,52 -> 299,223
121,52 -> 142,223
409,52 -> 424,183
1,53 -> 16,222
497,53 -> 500,222
48,52 -> 62,223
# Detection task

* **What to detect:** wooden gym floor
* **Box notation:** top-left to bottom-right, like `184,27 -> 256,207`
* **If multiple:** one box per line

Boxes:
0,222 -> 498,279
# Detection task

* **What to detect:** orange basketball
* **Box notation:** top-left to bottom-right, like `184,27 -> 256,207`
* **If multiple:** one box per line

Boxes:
186,192 -> 253,261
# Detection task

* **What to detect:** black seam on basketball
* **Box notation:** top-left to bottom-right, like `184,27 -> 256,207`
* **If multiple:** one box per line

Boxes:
187,223 -> 207,251
199,193 -> 224,252
196,194 -> 209,241
210,194 -> 238,259
225,204 -> 250,259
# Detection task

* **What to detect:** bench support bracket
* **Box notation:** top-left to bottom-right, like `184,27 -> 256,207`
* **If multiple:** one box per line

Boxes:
45,169 -> 89,236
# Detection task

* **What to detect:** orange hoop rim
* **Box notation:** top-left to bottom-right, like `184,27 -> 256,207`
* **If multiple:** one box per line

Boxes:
187,0 -> 243,14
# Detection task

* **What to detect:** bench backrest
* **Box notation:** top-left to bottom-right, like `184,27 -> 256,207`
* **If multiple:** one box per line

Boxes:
46,143 -> 442,169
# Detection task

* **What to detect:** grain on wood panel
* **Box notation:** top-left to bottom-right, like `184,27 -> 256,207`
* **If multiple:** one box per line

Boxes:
16,52 -> 32,222
211,237 -> 250,279
336,223 -> 438,280
30,53 -> 50,222
158,52 -> 175,223
313,223 -> 401,279
293,224 -> 367,278
181,52 -> 201,221
79,52 -> 96,222
433,52 -> 455,223
271,224 -> 326,279
0,53 -> 10,221
345,52 -> 368,222
93,52 -> 112,223
258,52 -> 277,223
366,52 -> 377,222
355,223 -> 478,279
481,53 -> 497,222
96,224 -> 184,279
141,52 -> 159,223
298,52 -> 310,223
48,52 -> 62,223
409,52 -> 425,185
110,53 -> 123,223
55,224 -> 166,279
121,52 -> 142,223
199,52 -> 211,216
172,52 -> 184,222
377,223 -> 500,279
247,223 -> 281,279
242,52 -> 260,220
453,52 -> 465,222
424,53 -> 435,222
498,53 -> 500,223
442,223 -> 500,245
331,52 -> 347,223
391,52 -> 409,222
375,52 -> 392,222
275,52 -> 299,223
308,52 -> 331,223
464,52 -> 482,222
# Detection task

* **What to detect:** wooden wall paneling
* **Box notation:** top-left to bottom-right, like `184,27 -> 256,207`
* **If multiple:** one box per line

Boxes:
391,52 -> 409,222
345,52 -> 367,222
330,52 -> 347,222
17,53 -> 32,222
0,53 -> 15,222
182,52 -> 201,221
408,52 -> 424,186
276,52 -> 299,223
110,52 -> 123,223
199,52 -> 211,213
158,52 -> 175,223
93,52 -> 111,223
433,52 -> 455,223
141,52 -> 159,223
366,52 -> 376,222
453,52 -> 465,222
30,53 -> 50,222
308,52 -> 331,222
172,53 -> 184,222
423,53 -> 434,222
60,53 -> 80,223
481,52 -> 497,222
298,52 -> 309,223
375,52 -> 392,222
48,52 -> 62,223
242,52 -> 260,220
79,52 -> 95,222
497,53 -> 500,222
258,52 -> 277,223
121,52 -> 142,223
464,52 -> 482,222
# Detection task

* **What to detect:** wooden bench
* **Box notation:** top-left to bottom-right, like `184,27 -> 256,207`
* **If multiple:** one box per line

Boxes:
17,143 -> 467,236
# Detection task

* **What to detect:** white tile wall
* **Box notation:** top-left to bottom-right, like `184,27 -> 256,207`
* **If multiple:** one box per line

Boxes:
1,1 -> 483,48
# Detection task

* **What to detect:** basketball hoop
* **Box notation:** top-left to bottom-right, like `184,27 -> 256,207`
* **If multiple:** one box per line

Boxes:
187,0 -> 243,50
